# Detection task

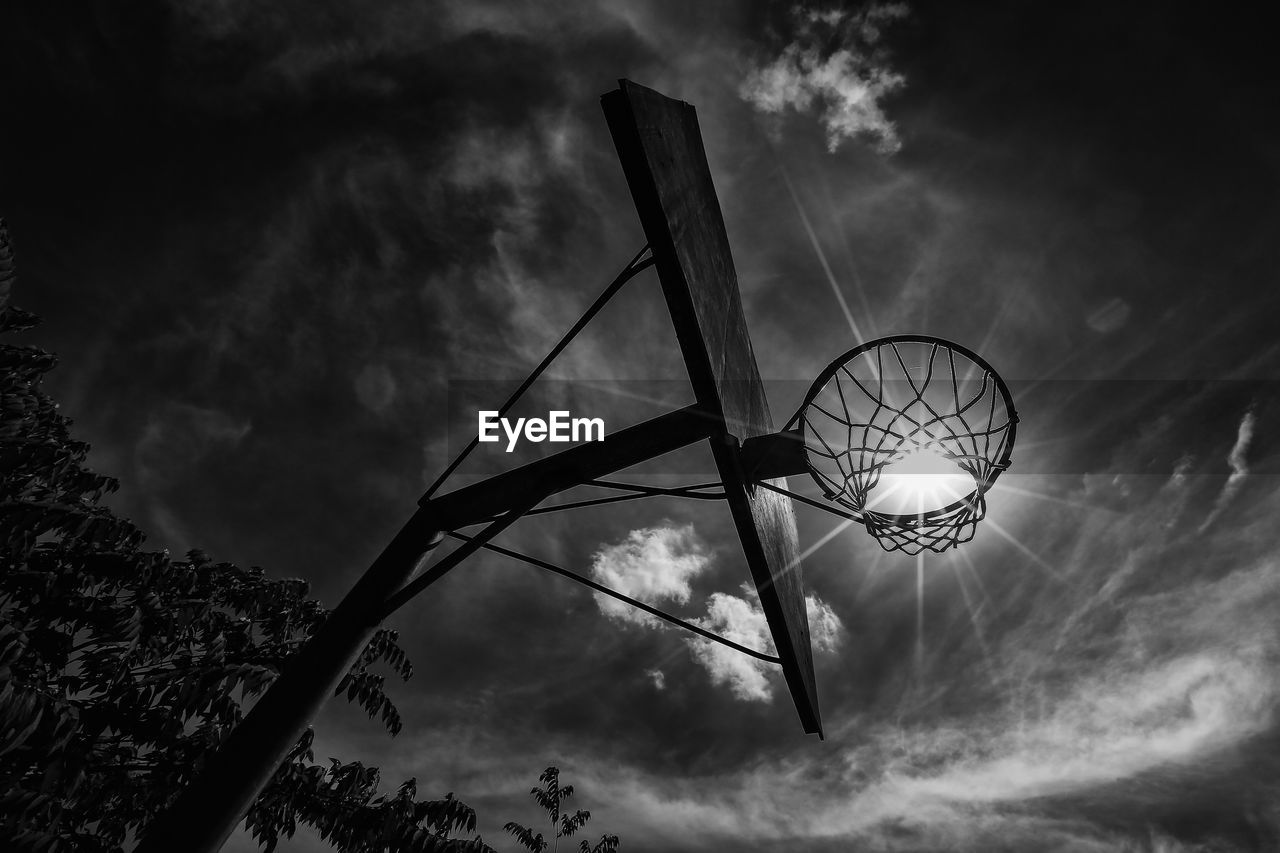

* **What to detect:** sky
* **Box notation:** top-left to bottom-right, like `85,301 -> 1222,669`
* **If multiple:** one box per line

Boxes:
4,1 -> 1280,850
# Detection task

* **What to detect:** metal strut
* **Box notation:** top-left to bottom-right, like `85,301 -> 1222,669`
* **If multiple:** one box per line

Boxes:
447,532 -> 782,665
422,243 -> 655,501
457,480 -> 728,527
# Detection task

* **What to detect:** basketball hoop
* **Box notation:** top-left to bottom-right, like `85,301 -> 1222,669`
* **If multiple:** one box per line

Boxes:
794,335 -> 1017,554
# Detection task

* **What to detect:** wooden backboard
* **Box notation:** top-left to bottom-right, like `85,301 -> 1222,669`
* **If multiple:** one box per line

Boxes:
602,80 -> 821,736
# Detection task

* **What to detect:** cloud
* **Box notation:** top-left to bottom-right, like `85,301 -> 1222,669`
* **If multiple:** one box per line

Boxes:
806,594 -> 844,652
591,526 -> 844,701
876,652 -> 1274,807
134,402 -> 252,487
520,635 -> 1277,844
558,553 -> 1280,849
588,524 -> 710,627
689,584 -> 845,703
1086,297 -> 1131,333
740,3 -> 909,153
688,586 -> 776,701
147,505 -> 194,553
353,363 -> 398,413
646,668 -> 666,691
131,402 -> 253,551
1198,407 -> 1257,533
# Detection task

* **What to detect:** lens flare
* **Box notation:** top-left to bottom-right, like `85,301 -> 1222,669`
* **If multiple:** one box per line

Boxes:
866,447 -> 974,517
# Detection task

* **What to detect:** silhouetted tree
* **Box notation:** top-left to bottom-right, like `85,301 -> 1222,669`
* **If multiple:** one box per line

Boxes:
504,767 -> 618,853
0,220 -> 495,853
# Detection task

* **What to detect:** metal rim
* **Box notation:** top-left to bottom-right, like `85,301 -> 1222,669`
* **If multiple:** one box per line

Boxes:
796,334 -> 1018,525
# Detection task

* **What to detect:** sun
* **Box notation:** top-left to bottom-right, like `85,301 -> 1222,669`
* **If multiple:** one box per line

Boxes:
866,447 -> 974,517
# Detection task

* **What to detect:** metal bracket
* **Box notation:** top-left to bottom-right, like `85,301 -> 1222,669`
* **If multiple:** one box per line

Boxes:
739,429 -> 808,482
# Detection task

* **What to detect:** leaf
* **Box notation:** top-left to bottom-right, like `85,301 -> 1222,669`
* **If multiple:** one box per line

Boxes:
504,822 -> 547,853
583,834 -> 620,853
0,303 -> 569,853
560,809 -> 590,838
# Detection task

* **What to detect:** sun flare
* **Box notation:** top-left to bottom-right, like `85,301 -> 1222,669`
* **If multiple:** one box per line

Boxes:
867,447 -> 974,516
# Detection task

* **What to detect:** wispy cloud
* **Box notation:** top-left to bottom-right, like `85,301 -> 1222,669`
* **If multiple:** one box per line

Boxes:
132,402 -> 253,551
134,402 -> 252,488
1086,296 -> 1132,333
549,413 -> 1280,847
873,652 -> 1274,808
558,552 -> 1280,850
1198,407 -> 1257,533
740,3 -> 909,153
353,363 -> 398,414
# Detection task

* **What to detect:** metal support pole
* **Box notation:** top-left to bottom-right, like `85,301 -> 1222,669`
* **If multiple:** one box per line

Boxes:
135,508 -> 446,853
136,404 -> 721,853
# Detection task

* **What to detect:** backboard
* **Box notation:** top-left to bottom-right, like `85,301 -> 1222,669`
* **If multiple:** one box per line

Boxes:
602,80 -> 821,736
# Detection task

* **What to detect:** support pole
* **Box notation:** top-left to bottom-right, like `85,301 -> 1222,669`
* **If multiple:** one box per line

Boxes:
135,508 -> 445,853
136,404 -> 721,853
